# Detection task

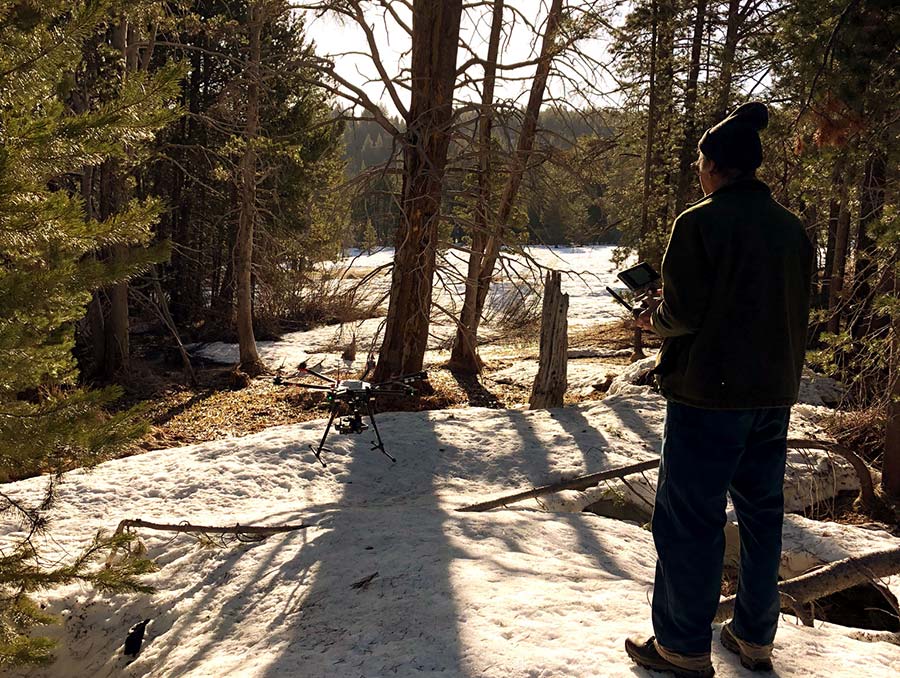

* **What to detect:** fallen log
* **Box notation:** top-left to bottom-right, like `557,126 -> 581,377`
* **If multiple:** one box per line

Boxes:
115,518 -> 311,538
460,438 -> 875,515
715,546 -> 900,625
458,458 -> 660,512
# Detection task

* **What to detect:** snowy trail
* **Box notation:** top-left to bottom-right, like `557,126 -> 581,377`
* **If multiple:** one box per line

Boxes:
4,398 -> 899,677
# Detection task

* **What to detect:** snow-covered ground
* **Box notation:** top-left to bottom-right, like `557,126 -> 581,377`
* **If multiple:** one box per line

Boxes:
191,245 -> 629,370
4,385 -> 897,677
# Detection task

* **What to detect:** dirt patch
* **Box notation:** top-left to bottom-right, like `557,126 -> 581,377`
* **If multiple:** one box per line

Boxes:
117,356 -> 539,456
114,318 -> 650,457
123,364 -> 331,452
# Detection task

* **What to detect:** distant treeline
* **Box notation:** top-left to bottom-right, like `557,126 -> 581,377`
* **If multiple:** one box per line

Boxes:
342,107 -> 622,247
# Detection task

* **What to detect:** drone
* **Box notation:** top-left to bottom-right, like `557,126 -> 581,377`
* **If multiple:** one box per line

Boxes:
273,358 -> 426,467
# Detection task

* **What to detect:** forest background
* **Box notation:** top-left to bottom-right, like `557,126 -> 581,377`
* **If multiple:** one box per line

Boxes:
0,0 -> 896,665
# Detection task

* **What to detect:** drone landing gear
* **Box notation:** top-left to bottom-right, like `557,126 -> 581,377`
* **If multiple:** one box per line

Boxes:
309,399 -> 396,467
365,400 -> 396,463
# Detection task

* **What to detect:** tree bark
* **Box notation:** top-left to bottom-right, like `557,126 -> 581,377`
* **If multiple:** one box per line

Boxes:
212,219 -> 237,329
373,0 -> 464,381
460,438 -> 876,513
530,271 -> 568,409
786,438 -> 876,511
115,518 -> 311,537
653,1 -> 676,235
449,0 -> 564,374
448,0 -> 505,374
150,267 -> 197,386
235,2 -> 264,374
639,0 -> 660,263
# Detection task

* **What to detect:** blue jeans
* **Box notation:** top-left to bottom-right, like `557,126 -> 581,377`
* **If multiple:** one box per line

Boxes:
651,400 -> 790,655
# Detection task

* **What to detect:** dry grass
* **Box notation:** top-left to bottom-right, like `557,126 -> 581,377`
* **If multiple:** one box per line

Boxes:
337,266 -> 382,281
824,407 -> 885,467
123,317 -> 650,455
570,319 -> 662,352
122,357 -> 534,455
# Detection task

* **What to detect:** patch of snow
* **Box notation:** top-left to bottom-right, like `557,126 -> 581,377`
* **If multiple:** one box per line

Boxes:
3,395 -> 895,677
605,356 -> 658,398
488,360 -> 624,393
797,369 -> 845,408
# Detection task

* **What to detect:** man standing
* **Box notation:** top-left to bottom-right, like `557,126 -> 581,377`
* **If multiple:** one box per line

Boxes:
625,102 -> 814,677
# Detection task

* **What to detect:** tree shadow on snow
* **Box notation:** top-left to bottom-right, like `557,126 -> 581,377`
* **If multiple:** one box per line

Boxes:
252,415 -> 472,677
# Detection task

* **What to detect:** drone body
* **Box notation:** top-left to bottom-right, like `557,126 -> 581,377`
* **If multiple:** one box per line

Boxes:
274,363 -> 425,467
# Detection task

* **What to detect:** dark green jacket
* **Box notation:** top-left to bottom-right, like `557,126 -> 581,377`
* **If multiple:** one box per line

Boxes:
651,179 -> 814,409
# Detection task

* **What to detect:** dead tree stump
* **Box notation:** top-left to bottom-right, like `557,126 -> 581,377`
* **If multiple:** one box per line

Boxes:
530,270 -> 568,409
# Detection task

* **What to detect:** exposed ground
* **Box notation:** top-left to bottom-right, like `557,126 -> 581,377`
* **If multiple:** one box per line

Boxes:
117,320 -> 659,455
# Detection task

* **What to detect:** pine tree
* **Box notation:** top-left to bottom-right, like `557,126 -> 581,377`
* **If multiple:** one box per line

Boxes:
145,1 -> 344,339
0,1 -> 179,664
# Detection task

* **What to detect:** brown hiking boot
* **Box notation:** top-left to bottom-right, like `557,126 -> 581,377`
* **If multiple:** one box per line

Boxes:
719,622 -> 774,672
625,636 -> 715,677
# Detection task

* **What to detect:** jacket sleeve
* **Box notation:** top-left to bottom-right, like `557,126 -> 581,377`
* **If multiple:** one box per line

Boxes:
650,212 -> 712,338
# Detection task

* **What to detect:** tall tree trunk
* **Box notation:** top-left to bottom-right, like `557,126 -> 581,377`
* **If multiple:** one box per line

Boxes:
639,0 -> 660,265
83,161 -> 108,376
99,17 -> 131,378
652,0 -> 676,250
826,160 -> 853,336
633,0 -> 664,361
821,154 -> 847,305
235,2 -> 264,374
711,0 -> 741,122
529,271 -> 568,409
448,0 -> 505,373
170,46 -> 204,324
212,219 -> 237,328
373,0 -> 464,381
884,270 -> 900,498
850,148 -> 887,339
675,0 -> 708,214
448,0 -> 564,374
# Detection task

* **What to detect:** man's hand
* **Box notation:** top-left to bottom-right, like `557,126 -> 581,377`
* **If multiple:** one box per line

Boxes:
635,294 -> 662,331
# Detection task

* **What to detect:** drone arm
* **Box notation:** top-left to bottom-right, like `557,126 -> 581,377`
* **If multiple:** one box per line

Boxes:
393,371 -> 427,384
371,387 -> 415,397
372,371 -> 427,393
300,366 -> 337,385
274,379 -> 334,391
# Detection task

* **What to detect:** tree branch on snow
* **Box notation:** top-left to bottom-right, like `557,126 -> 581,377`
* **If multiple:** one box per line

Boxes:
715,546 -> 900,628
114,518 -> 312,542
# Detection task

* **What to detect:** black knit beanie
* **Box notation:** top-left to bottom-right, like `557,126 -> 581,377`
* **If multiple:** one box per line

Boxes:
698,102 -> 769,172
